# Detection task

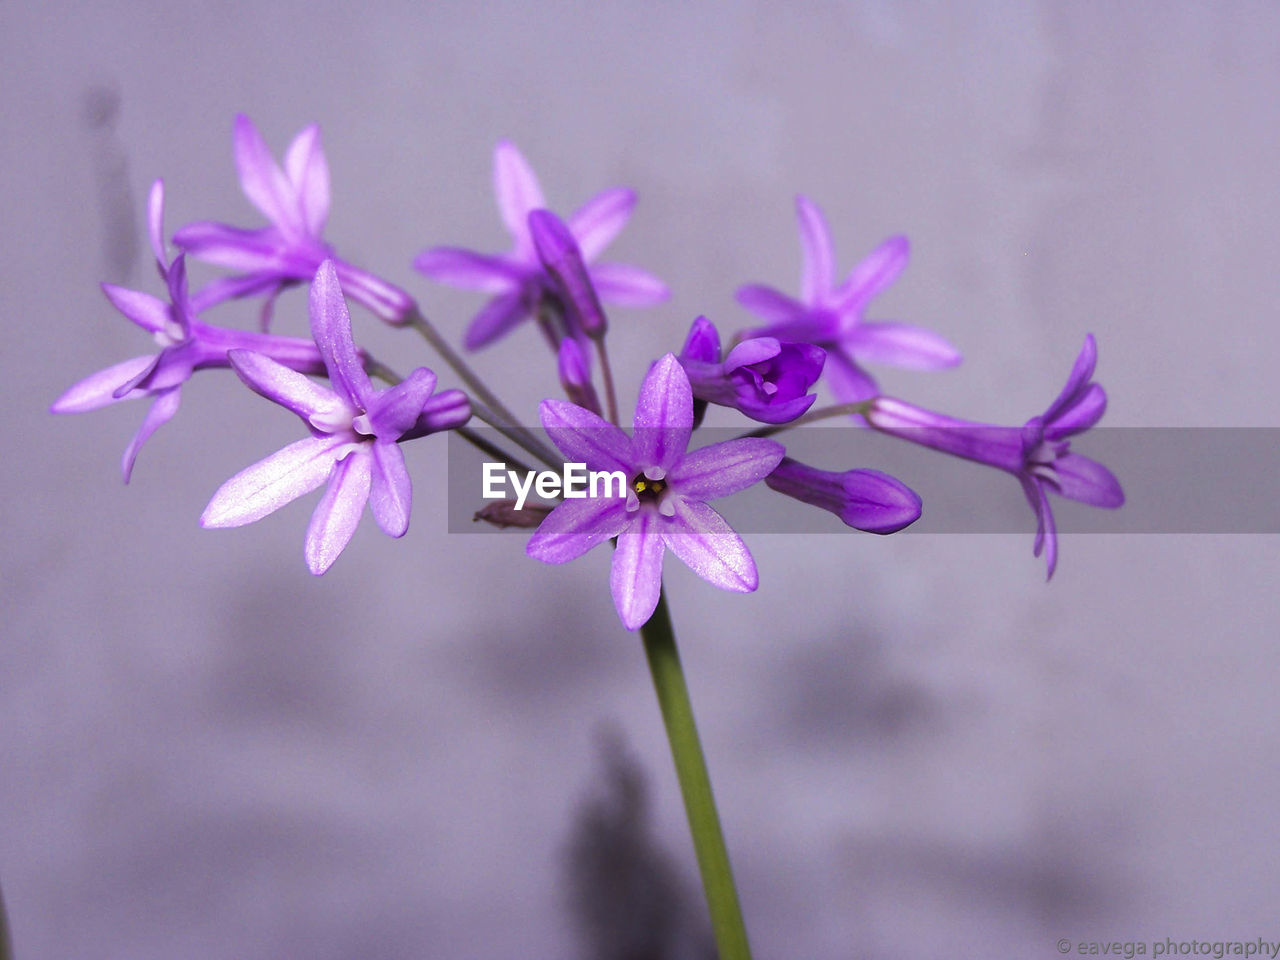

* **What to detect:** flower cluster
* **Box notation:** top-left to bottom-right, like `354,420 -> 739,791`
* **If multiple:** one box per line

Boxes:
54,115 -> 1124,631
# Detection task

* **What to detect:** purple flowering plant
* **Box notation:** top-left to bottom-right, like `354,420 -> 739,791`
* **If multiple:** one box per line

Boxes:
52,116 -> 1124,960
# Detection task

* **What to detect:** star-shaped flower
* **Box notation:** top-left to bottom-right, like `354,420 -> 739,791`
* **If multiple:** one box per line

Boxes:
52,180 -> 327,481
526,354 -> 784,630
865,334 -> 1123,577
200,261 -> 469,574
737,195 -> 961,402
413,140 -> 668,350
174,114 -> 415,327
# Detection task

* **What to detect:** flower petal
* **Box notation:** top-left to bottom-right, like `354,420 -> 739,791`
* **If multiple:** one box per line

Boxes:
147,179 -> 166,270
1050,452 -> 1124,508
51,356 -> 157,413
233,114 -> 303,237
837,468 -> 922,533
1043,334 -> 1098,425
632,354 -> 693,472
526,496 -> 630,563
494,140 -> 545,247
228,349 -> 345,424
368,440 -> 412,537
670,438 -> 785,501
833,235 -> 909,314
173,221 -> 285,272
305,450 -> 372,574
120,386 -> 181,483
662,499 -> 757,593
412,246 -> 524,292
201,435 -> 350,528
611,511 -> 665,630
1046,383 -> 1107,439
310,260 -> 374,406
101,283 -> 171,335
735,284 -> 807,325
843,321 -> 962,370
680,316 -> 721,365
333,260 -> 415,326
539,398 -> 633,476
569,187 -> 635,262
189,273 -> 286,314
463,291 -> 528,350
796,195 -> 835,303
364,367 -> 438,438
588,262 -> 670,307
823,348 -> 879,404
283,123 -> 330,237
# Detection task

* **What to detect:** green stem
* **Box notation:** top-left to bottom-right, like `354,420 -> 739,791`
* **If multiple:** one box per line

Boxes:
640,587 -> 752,960
0,879 -> 12,960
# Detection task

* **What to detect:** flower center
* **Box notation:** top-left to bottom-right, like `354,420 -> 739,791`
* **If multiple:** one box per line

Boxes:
632,474 -> 667,501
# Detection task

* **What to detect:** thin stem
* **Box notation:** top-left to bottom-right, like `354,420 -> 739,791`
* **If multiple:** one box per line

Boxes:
401,306 -> 561,468
594,337 -> 620,426
640,587 -> 752,960
456,425 -> 534,479
739,400 -> 874,439
365,357 -> 403,385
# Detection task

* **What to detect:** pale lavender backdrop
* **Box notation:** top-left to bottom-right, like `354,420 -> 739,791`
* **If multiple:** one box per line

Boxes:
3,1 -> 1279,958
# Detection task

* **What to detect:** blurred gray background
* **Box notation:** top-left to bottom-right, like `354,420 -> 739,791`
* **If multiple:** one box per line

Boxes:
4,1 -> 1279,957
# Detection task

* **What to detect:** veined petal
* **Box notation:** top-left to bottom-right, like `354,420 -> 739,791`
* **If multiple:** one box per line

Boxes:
494,140 -> 545,246
539,399 -> 633,475
823,348 -> 879,404
201,435 -> 350,528
723,337 -> 781,371
284,123 -> 330,237
1043,334 -> 1098,425
368,440 -> 411,537
51,356 -> 157,413
833,235 -> 909,314
796,195 -> 835,303
233,114 -> 303,238
526,496 -> 630,564
569,187 -> 635,262
611,511 -> 665,630
305,450 -> 373,574
120,386 -> 181,483
412,246 -> 524,292
1049,452 -> 1124,508
227,349 -> 346,425
662,499 -> 757,593
101,283 -> 171,335
671,438 -> 785,501
632,354 -> 693,472
463,291 -> 528,350
843,321 -> 962,370
588,262 -> 670,307
735,284 -> 807,325
310,260 -> 374,407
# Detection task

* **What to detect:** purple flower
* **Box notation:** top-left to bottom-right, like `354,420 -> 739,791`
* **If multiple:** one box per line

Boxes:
864,334 -> 1124,577
765,459 -> 921,534
173,114 -> 415,327
413,140 -> 668,350
558,338 -> 602,416
201,261 -> 470,574
527,354 -> 785,630
736,195 -> 961,402
678,316 -> 825,424
529,209 -> 607,338
52,180 -> 327,482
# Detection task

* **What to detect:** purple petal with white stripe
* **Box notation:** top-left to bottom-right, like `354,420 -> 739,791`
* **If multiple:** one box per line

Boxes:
663,499 -> 757,593
610,511 -> 665,630
305,451 -> 372,575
